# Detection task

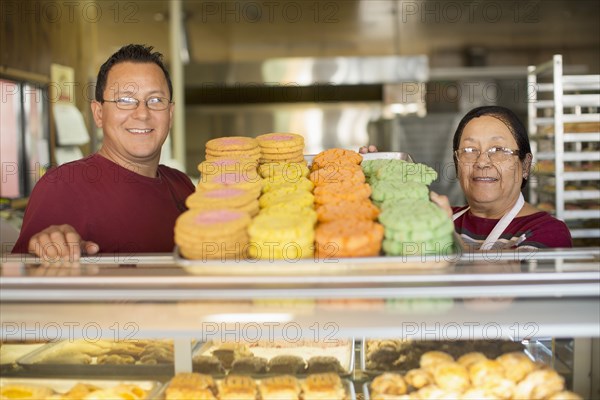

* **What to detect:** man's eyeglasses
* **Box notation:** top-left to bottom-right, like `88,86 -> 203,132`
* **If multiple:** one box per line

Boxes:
102,96 -> 172,111
455,146 -> 520,163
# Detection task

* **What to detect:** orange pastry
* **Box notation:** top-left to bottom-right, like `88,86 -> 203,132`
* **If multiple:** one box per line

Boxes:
316,200 -> 380,222
315,219 -> 384,258
311,148 -> 363,171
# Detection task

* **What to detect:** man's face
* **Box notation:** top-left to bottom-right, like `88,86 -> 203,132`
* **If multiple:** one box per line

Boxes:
91,62 -> 173,166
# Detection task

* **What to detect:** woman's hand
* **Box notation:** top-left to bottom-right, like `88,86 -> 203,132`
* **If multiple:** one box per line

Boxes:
358,145 -> 378,154
429,191 -> 453,218
28,224 -> 99,263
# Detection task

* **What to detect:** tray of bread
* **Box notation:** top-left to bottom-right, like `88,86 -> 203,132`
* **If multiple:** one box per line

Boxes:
160,372 -> 355,400
192,338 -> 354,377
175,134 -> 459,273
16,339 -> 175,376
361,339 -> 527,376
362,348 -> 582,400
0,342 -> 47,373
0,378 -> 161,400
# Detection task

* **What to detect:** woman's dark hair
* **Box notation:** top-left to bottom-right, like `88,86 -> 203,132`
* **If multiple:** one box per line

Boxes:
453,106 -> 532,188
95,44 -> 173,102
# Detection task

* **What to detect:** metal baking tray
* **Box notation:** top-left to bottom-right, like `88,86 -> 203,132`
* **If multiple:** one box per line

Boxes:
360,339 -> 528,377
0,343 -> 46,373
157,376 -> 355,400
16,340 -> 175,377
192,339 -> 355,378
0,378 -> 161,399
304,151 -> 415,166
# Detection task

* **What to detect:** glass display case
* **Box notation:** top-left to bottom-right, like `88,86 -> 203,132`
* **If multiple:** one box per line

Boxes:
1,248 -> 599,398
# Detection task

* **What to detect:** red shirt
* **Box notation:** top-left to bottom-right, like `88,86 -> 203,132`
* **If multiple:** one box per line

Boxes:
452,206 -> 573,249
13,154 -> 194,255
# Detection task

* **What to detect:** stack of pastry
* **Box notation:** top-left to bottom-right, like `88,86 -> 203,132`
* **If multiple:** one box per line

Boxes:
369,350 -> 582,400
174,209 -> 251,260
205,136 -> 262,162
301,373 -> 347,400
248,134 -> 316,260
259,375 -> 302,400
362,159 -> 454,256
165,373 -> 217,400
310,149 -> 383,258
256,133 -> 306,164
176,137 -> 266,260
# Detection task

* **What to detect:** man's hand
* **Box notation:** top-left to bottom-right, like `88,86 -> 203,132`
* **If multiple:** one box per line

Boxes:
28,224 -> 99,262
358,145 -> 378,154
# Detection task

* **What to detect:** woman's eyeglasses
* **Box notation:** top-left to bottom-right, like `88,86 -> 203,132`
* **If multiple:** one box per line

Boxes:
102,96 -> 172,111
455,146 -> 520,163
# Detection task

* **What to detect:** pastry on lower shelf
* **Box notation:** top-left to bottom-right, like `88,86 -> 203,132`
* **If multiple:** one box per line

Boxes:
165,387 -> 215,400
169,373 -> 216,390
300,373 -> 346,400
267,354 -> 307,374
218,375 -> 257,400
513,369 -> 565,400
403,368 -> 433,389
230,356 -> 268,374
495,352 -> 536,383
192,355 -> 226,375
370,372 -> 407,395
432,362 -> 470,393
97,354 -> 135,365
81,384 -> 147,400
456,352 -> 488,369
259,375 -> 301,400
468,359 -> 506,387
414,384 -> 461,400
56,383 -> 102,399
547,391 -> 583,400
461,387 -> 501,400
479,377 -> 516,400
211,343 -> 252,369
0,384 -> 54,400
419,351 -> 454,371
305,355 -> 345,374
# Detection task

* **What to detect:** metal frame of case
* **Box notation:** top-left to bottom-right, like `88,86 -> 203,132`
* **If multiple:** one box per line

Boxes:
527,54 -> 600,239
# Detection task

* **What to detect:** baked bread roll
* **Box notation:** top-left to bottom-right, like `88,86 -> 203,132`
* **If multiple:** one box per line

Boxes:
259,375 -> 301,400
419,351 -> 454,370
170,373 -> 216,390
513,369 -> 564,400
415,384 -> 461,399
432,362 -> 470,393
301,373 -> 345,400
218,375 -> 257,400
456,352 -> 488,369
460,388 -> 501,399
495,352 -> 536,382
404,368 -> 433,389
479,378 -> 515,400
268,355 -> 307,374
370,373 -> 407,395
468,359 -> 505,386
164,387 -> 215,400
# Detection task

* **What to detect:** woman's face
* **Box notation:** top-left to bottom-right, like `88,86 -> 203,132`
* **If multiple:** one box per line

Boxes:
456,116 -> 525,215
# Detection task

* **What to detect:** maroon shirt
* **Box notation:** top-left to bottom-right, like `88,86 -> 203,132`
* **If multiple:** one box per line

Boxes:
452,206 -> 573,249
13,154 -> 194,254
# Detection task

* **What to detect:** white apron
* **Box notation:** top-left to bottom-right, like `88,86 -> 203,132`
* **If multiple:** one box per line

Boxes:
452,193 -> 525,250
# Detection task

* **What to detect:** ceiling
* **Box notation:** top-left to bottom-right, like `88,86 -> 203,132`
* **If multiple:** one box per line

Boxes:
94,0 -> 600,72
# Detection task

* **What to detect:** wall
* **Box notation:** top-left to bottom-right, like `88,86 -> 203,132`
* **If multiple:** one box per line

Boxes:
1,0 -> 99,160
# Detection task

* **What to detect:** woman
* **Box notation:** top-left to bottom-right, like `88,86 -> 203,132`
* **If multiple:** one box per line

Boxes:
362,106 -> 572,250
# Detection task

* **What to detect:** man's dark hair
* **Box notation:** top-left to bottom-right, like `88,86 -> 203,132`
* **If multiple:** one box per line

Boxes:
95,44 -> 173,102
452,106 -> 532,189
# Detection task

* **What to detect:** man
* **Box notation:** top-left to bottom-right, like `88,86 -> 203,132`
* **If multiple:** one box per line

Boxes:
12,44 -> 195,261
